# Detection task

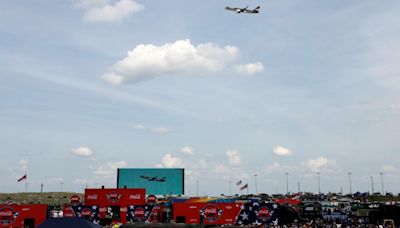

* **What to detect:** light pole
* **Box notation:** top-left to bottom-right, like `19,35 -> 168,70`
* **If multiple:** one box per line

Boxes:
298,181 -> 301,193
317,172 -> 321,195
348,172 -> 352,195
380,172 -> 384,195
371,176 -> 374,194
254,174 -> 258,195
285,172 -> 289,195
60,181 -> 64,192
229,181 -> 232,196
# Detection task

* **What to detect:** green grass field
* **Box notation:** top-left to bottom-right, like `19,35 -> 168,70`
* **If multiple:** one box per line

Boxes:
0,192 -> 83,205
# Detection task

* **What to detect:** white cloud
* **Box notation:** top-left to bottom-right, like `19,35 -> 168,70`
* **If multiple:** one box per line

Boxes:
151,127 -> 171,134
94,160 -> 127,178
273,146 -> 293,156
103,39 -> 241,85
103,73 -> 124,85
132,124 -> 171,133
226,149 -> 241,166
215,163 -> 230,174
234,62 -> 264,75
83,0 -> 144,23
180,146 -> 194,155
159,154 -> 182,168
304,157 -> 336,172
18,159 -> 29,172
132,124 -> 145,130
71,146 -> 93,157
382,164 -> 398,173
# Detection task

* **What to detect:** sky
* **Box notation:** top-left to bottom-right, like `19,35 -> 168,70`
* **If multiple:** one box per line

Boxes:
0,0 -> 399,196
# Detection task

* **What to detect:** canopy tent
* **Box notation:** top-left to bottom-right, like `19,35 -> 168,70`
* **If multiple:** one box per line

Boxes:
37,218 -> 101,228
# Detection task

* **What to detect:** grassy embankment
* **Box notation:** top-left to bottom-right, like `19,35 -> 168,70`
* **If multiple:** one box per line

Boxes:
0,192 -> 83,205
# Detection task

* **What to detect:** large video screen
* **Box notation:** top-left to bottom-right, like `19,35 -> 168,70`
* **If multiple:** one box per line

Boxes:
117,168 -> 184,195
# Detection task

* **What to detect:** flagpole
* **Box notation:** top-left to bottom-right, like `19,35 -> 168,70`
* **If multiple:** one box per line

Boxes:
24,173 -> 27,192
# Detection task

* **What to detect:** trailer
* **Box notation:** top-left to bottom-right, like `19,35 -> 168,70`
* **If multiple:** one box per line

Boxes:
172,197 -> 279,226
0,204 -> 47,228
63,188 -> 162,226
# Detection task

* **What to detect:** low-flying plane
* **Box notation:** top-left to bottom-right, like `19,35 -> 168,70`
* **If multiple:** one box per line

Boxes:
158,177 -> 166,182
225,6 -> 260,14
140,175 -> 167,182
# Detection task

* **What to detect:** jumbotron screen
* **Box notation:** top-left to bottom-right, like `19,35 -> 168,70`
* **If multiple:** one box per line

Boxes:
117,168 -> 184,195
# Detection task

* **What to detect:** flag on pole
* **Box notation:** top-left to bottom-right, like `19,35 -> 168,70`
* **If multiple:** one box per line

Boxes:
240,183 -> 248,190
236,180 -> 242,186
17,174 -> 27,182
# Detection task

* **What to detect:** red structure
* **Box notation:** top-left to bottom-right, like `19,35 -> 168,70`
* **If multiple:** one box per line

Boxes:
173,201 -> 242,225
0,204 -> 47,228
86,188 -> 146,224
84,188 -> 146,206
172,198 -> 279,226
63,188 -> 156,225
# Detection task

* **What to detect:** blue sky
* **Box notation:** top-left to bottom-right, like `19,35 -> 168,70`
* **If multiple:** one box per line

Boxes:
0,0 -> 399,195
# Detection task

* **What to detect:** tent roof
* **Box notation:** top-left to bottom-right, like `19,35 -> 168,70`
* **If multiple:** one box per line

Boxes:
38,218 -> 101,228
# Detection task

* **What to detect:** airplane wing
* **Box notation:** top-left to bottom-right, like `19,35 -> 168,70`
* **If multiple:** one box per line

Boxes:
244,6 -> 260,14
157,177 -> 166,182
149,176 -> 158,181
140,175 -> 150,179
225,7 -> 240,11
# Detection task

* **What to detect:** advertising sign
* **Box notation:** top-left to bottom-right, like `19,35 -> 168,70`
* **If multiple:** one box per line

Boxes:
84,188 -> 146,206
117,168 -> 184,195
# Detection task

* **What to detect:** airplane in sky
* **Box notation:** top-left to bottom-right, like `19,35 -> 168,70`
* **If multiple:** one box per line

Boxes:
225,6 -> 260,14
140,175 -> 167,182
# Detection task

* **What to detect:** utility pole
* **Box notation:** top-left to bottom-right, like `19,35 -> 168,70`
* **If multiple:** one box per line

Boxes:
298,181 -> 301,193
348,172 -> 352,195
60,181 -> 64,192
285,172 -> 289,195
317,172 -> 321,195
40,183 -> 43,193
371,176 -> 374,194
254,174 -> 258,195
380,172 -> 384,195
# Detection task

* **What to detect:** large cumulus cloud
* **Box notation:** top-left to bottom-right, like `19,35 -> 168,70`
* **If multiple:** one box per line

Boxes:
103,39 -> 264,85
